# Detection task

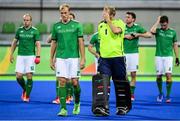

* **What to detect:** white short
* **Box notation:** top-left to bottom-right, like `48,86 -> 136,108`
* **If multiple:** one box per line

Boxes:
155,56 -> 173,75
95,57 -> 98,74
15,55 -> 35,74
56,58 -> 80,78
125,53 -> 139,72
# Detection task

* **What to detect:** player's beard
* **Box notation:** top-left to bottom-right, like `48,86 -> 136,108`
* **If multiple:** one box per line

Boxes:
24,23 -> 31,29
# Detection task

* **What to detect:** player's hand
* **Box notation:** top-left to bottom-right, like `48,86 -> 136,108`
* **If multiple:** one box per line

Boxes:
103,11 -> 110,22
157,16 -> 161,23
175,58 -> 179,66
80,58 -> 85,70
34,56 -> 40,64
10,55 -> 14,63
95,53 -> 100,58
50,58 -> 55,70
125,35 -> 133,40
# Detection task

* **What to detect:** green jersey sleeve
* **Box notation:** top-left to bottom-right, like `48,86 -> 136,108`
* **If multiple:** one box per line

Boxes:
15,28 -> 20,40
90,32 -> 98,45
34,29 -> 40,41
77,23 -> 83,38
51,24 -> 57,41
138,25 -> 147,33
173,31 -> 177,43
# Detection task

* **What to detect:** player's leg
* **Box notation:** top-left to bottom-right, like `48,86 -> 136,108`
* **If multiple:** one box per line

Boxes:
24,56 -> 35,102
71,78 -> 81,115
57,77 -> 68,116
15,56 -> 26,101
164,57 -> 173,103
69,58 -> 81,115
126,53 -> 139,101
52,79 -> 60,104
130,71 -> 136,101
25,72 -> 33,102
52,59 -> 60,104
112,57 -> 131,115
56,58 -> 68,116
66,79 -> 73,104
155,57 -> 164,102
16,72 -> 26,101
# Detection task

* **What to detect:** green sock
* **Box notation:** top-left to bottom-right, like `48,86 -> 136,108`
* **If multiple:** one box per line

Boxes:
56,80 -> 59,97
73,85 -> 81,104
70,82 -> 73,97
166,81 -> 172,97
130,86 -> 136,95
59,86 -> 66,110
17,77 -> 26,91
26,79 -> 33,97
66,81 -> 73,97
156,78 -> 163,94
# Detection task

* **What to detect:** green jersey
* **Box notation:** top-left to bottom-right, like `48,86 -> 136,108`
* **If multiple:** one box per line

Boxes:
155,28 -> 177,57
98,19 -> 125,58
15,26 -> 40,56
89,32 -> 100,53
124,23 -> 147,53
51,20 -> 83,58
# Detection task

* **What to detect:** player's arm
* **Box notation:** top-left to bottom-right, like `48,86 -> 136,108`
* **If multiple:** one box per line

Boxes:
10,38 -> 18,63
150,16 -> 161,34
79,37 -> 85,69
46,34 -> 52,43
134,32 -> 152,38
173,42 -> 179,66
107,20 -> 122,34
88,44 -> 100,58
34,41 -> 41,64
124,34 -> 134,40
35,41 -> 41,57
50,40 -> 57,70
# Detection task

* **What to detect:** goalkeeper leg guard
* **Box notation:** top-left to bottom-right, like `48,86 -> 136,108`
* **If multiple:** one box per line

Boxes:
113,79 -> 132,115
92,74 -> 110,116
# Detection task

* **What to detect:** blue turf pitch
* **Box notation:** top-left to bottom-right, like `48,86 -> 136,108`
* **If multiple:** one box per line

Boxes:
0,81 -> 180,120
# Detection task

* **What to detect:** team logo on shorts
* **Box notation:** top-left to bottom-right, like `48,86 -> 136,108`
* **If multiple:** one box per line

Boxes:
77,71 -> 80,76
136,65 -> 138,69
169,67 -> 172,71
31,66 -> 34,71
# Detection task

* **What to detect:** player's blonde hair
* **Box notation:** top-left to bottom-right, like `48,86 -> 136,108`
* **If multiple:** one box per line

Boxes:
104,6 -> 116,17
23,13 -> 32,21
59,4 -> 70,11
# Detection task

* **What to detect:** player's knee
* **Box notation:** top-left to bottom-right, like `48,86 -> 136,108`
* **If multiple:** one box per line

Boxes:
131,72 -> 136,78
157,74 -> 163,79
71,78 -> 79,86
26,73 -> 33,79
58,77 -> 66,86
16,73 -> 23,79
166,76 -> 172,82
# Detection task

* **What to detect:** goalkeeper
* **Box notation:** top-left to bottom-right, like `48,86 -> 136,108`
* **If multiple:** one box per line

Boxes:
97,6 -> 131,115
